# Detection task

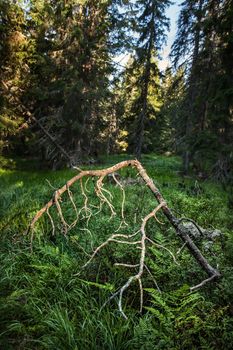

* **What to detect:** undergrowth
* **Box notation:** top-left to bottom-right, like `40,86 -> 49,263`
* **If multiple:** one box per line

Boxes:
0,154 -> 233,349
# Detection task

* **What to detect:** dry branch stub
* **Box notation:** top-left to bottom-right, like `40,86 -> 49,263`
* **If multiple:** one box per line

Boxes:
29,160 -> 221,318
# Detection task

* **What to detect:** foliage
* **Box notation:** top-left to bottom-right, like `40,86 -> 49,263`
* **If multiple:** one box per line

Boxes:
0,155 -> 233,348
129,286 -> 233,349
0,0 -> 32,155
120,0 -> 171,158
170,0 -> 233,177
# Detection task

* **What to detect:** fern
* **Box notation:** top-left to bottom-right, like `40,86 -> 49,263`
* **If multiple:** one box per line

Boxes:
144,286 -> 213,349
126,316 -> 174,350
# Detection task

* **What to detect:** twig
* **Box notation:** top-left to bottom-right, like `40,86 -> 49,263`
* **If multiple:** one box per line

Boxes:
84,177 -> 91,193
138,278 -> 143,313
46,207 -> 55,236
190,274 -> 218,292
80,179 -> 90,217
96,176 -> 116,218
114,263 -> 140,268
67,186 -> 79,228
176,242 -> 187,255
178,217 -> 204,237
146,237 -> 180,265
112,173 -> 128,230
54,190 -> 69,234
46,179 -> 57,190
145,264 -> 161,293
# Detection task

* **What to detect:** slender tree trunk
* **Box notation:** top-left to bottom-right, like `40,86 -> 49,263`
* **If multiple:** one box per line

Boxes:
135,41 -> 152,159
135,86 -> 149,159
183,0 -> 204,174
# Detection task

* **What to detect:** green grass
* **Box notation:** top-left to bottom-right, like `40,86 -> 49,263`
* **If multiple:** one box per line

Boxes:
0,154 -> 233,349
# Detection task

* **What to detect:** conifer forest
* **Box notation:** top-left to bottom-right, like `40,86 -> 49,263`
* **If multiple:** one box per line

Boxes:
0,0 -> 233,349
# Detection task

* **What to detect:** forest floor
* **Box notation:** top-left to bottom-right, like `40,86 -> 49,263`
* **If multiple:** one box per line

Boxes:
0,154 -> 233,349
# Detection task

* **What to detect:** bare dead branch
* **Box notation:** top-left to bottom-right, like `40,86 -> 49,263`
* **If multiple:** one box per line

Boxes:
176,242 -> 187,255
54,190 -> 69,234
88,202 -> 166,318
112,173 -> 128,230
46,207 -> 55,236
114,263 -> 140,268
190,274 -> 218,292
145,264 -> 162,293
146,237 -> 180,265
67,186 -> 79,228
28,159 -> 221,316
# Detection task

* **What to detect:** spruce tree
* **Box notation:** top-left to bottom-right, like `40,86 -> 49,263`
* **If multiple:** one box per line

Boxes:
171,0 -> 206,173
0,0 -> 31,155
26,0 -> 114,166
153,67 -> 185,153
128,0 -> 171,158
171,0 -> 233,177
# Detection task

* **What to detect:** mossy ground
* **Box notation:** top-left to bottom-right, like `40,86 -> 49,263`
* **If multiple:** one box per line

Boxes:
0,154 -> 233,349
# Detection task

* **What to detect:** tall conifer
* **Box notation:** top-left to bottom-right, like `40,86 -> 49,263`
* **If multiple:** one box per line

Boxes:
129,0 -> 171,158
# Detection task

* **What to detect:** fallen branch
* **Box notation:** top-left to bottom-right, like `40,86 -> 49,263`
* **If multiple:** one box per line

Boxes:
29,159 -> 221,316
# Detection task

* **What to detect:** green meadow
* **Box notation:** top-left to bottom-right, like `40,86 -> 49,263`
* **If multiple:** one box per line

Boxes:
1,155 -> 233,349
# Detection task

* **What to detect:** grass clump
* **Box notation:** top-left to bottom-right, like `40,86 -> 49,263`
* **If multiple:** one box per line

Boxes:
0,154 -> 233,349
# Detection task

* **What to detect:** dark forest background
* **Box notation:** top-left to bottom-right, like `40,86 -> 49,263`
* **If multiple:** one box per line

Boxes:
0,0 -> 232,179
